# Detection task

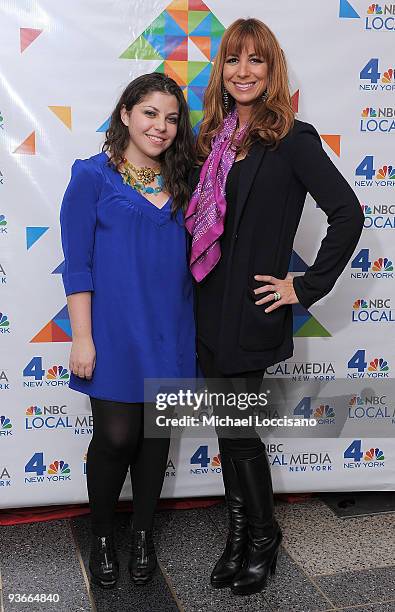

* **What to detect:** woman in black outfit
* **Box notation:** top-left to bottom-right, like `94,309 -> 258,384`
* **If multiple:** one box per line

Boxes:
186,18 -> 364,596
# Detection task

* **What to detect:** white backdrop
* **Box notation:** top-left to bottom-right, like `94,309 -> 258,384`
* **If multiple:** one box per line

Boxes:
1,0 -> 395,508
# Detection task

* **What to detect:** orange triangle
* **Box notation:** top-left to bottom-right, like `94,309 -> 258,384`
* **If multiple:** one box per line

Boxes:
190,36 -> 211,61
167,0 -> 188,9
20,28 -> 43,53
31,321 -> 70,343
164,61 -> 188,86
291,89 -> 299,113
321,134 -> 341,157
13,131 -> 36,155
167,9 -> 188,33
49,106 -> 72,130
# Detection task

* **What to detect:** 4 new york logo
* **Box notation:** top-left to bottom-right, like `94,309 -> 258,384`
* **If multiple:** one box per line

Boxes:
347,349 -> 390,377
24,452 -> 71,484
361,203 -> 395,229
352,297 -> 394,322
25,405 -> 93,435
359,59 -> 395,91
293,397 -> 335,424
343,439 -> 384,469
355,156 -> 395,187
23,357 -> 69,388
350,249 -> 393,278
190,445 -> 221,475
360,107 -> 395,133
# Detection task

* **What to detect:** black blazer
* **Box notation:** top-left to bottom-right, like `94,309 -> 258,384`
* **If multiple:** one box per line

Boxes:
189,120 -> 364,374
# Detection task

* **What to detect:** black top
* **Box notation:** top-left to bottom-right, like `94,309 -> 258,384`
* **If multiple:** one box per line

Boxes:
196,157 -> 246,350
189,120 -> 364,375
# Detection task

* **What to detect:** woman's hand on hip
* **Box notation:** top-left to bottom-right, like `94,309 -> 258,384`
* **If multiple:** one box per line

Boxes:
253,273 -> 299,313
70,336 -> 96,379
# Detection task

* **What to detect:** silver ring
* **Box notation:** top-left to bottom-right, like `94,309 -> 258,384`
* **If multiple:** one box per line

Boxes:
273,291 -> 281,302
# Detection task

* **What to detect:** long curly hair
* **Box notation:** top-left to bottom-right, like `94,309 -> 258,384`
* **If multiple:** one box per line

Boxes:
196,18 -> 295,162
102,73 -> 195,215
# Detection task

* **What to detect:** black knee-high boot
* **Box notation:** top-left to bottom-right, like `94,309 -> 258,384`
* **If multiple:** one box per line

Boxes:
210,441 -> 249,588
231,449 -> 282,595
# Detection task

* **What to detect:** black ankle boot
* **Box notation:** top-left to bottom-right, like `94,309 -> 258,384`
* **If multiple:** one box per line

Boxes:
129,528 -> 157,585
89,533 -> 119,589
230,449 -> 282,596
211,448 -> 248,588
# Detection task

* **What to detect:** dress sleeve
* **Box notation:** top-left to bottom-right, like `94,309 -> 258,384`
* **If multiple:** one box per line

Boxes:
60,159 -> 100,296
282,123 -> 364,309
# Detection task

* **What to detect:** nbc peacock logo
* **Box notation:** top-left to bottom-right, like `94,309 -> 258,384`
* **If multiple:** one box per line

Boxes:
0,415 -> 12,436
359,59 -> 395,91
47,460 -> 71,475
46,365 -> 69,381
313,404 -> 336,421
347,349 -> 390,377
23,357 -> 70,388
190,444 -> 222,475
0,313 -> 10,334
0,215 -> 7,234
355,155 -> 395,187
343,439 -> 385,468
347,394 -> 393,421
351,248 -> 394,278
360,202 -> 395,229
365,3 -> 395,29
25,405 -> 42,416
360,106 -> 395,133
352,297 -> 394,322
349,395 -> 364,406
24,451 -> 72,483
367,4 -> 383,14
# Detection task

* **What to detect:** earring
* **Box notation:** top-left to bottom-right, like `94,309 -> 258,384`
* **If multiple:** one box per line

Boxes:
261,89 -> 268,102
222,86 -> 230,111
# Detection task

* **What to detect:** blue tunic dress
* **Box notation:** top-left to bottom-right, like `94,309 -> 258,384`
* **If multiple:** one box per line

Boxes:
60,152 -> 196,403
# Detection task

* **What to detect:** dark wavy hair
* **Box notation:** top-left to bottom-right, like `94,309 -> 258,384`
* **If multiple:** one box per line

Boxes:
102,73 -> 195,216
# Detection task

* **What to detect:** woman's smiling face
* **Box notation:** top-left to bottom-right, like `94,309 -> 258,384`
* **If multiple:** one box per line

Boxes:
222,38 -> 268,106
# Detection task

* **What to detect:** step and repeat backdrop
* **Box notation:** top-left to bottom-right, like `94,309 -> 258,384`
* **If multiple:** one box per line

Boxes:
1,0 -> 394,507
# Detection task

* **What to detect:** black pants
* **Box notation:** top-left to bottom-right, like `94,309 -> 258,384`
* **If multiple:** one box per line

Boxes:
86,397 -> 170,536
197,339 -> 266,459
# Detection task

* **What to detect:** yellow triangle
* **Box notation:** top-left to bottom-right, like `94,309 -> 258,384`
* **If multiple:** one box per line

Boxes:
167,0 -> 188,10
49,106 -> 72,130
165,61 -> 188,85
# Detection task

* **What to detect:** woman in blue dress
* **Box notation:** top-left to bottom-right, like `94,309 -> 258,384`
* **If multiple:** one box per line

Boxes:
60,73 -> 196,588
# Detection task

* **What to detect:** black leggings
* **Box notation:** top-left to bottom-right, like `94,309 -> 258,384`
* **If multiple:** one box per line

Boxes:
86,397 -> 170,536
197,339 -> 266,460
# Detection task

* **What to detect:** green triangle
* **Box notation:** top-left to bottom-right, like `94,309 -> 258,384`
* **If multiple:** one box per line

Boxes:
188,11 -> 210,33
148,13 -> 166,35
188,61 -> 210,83
155,62 -> 165,74
189,109 -> 203,128
211,14 -> 225,36
120,35 -> 163,60
294,317 -> 331,338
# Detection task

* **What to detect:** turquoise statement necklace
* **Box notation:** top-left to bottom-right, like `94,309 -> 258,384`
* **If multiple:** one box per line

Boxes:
120,157 -> 164,194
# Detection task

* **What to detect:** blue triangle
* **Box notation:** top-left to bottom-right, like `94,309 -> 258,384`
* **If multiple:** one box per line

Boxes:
26,227 -> 49,250
54,317 -> 72,338
289,250 -> 308,272
52,261 -> 65,274
339,0 -> 360,18
188,88 -> 204,111
97,117 -> 110,133
164,12 -> 188,37
190,13 -> 212,36
189,63 -> 212,87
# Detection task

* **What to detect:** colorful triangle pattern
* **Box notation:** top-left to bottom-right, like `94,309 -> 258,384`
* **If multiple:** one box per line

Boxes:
20,28 -> 43,53
26,227 -> 49,250
114,0 -> 225,134
31,305 -> 72,342
289,250 -> 331,337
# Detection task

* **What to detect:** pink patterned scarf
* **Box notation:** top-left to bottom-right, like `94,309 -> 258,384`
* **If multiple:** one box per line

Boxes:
185,108 -> 248,282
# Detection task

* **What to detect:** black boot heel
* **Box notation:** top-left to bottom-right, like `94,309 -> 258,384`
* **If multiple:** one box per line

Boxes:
229,449 -> 282,596
129,528 -> 157,585
89,533 -> 119,589
210,448 -> 248,589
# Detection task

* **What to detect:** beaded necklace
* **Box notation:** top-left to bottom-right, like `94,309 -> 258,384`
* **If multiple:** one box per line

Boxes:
119,157 -> 164,194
